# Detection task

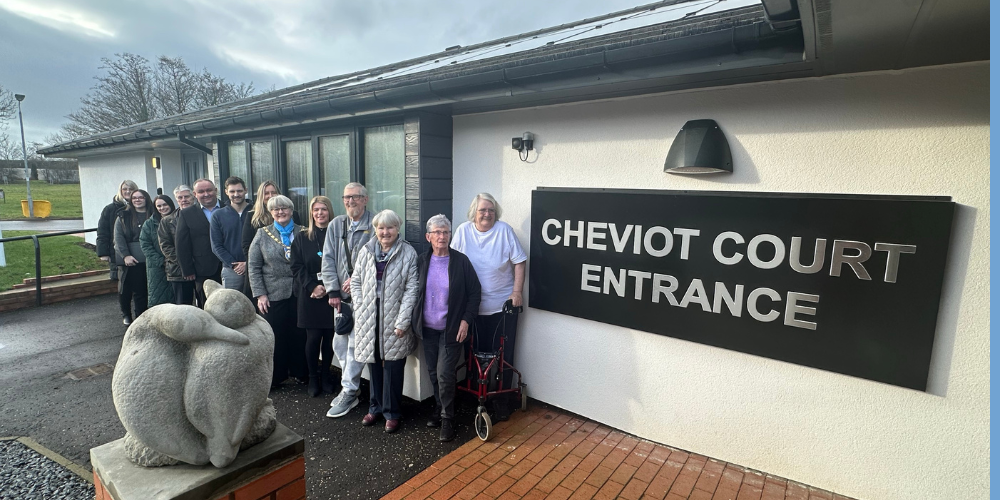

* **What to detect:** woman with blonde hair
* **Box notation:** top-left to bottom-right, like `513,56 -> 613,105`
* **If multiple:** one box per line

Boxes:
290,196 -> 337,397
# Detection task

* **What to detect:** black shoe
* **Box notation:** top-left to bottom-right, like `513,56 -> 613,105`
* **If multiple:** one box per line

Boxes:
439,419 -> 455,442
426,416 -> 441,428
308,377 -> 321,397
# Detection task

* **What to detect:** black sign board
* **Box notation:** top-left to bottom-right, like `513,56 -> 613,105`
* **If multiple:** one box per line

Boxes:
529,188 -> 954,391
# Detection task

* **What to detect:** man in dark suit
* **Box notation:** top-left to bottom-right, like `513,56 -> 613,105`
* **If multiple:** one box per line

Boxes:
175,178 -> 224,308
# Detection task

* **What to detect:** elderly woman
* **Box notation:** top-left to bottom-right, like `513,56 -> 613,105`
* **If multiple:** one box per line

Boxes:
248,195 -> 308,389
450,193 -> 527,421
412,215 -> 481,442
114,189 -> 153,325
242,181 -> 301,299
353,209 -> 419,433
290,196 -> 337,398
139,194 -> 176,307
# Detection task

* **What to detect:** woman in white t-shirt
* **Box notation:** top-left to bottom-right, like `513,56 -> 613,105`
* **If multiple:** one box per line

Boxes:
450,193 -> 527,420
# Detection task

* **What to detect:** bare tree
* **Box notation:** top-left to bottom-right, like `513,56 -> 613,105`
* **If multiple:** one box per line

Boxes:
154,56 -> 196,116
194,69 -> 255,108
0,134 -> 19,160
0,85 -> 15,126
64,53 -> 158,137
59,54 -> 257,141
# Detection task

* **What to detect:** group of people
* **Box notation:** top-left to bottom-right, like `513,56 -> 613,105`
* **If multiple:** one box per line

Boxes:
96,177 -> 526,442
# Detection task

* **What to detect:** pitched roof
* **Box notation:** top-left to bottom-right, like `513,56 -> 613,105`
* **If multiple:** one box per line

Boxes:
43,1 -> 800,155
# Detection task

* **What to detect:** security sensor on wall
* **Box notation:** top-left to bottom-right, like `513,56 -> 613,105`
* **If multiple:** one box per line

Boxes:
512,132 -> 535,162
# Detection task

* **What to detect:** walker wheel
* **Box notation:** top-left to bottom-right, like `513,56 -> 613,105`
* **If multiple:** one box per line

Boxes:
520,384 -> 528,411
474,410 -> 492,441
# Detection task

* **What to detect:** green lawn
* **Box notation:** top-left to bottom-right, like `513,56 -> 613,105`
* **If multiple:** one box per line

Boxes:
0,230 -> 107,291
0,183 -> 83,220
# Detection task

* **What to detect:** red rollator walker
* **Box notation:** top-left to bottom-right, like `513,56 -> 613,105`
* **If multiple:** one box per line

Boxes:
457,300 -> 527,441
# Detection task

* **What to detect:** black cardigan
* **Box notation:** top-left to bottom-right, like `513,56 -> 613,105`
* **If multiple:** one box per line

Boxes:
411,248 -> 482,342
290,227 -> 334,329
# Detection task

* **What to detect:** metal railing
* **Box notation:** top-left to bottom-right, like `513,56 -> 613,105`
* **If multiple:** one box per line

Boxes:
0,227 -> 98,306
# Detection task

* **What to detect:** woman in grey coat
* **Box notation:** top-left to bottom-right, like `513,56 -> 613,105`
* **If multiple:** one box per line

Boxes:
353,209 -> 419,433
248,195 -> 308,389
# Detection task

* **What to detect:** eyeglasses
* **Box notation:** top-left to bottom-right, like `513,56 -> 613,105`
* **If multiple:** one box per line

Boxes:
342,195 -> 365,201
477,208 -> 496,214
428,230 -> 450,236
270,207 -> 291,213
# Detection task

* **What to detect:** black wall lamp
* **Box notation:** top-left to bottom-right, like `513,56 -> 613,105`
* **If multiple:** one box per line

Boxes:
512,132 -> 534,162
663,119 -> 732,174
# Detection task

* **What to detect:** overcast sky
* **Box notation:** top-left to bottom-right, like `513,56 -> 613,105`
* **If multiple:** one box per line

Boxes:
0,0 -> 760,146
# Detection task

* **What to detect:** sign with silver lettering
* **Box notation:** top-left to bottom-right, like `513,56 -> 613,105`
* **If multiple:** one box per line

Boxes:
529,188 -> 954,391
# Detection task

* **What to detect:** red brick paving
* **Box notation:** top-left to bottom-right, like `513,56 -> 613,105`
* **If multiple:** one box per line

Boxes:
382,406 -> 856,500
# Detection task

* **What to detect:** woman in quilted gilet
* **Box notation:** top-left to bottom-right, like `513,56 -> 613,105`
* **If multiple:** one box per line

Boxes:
352,209 -> 419,434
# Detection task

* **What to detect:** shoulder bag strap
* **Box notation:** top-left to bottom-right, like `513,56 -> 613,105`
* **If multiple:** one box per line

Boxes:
342,218 -> 354,276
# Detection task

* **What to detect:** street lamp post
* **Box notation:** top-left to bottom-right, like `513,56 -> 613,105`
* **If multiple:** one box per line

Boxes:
15,93 -> 33,218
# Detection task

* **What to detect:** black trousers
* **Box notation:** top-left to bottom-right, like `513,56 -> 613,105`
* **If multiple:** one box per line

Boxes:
474,311 -> 519,390
305,328 -> 334,376
367,303 -> 406,420
118,264 -> 148,320
422,327 -> 464,420
263,297 -> 307,385
194,267 -> 222,309
171,281 -> 195,305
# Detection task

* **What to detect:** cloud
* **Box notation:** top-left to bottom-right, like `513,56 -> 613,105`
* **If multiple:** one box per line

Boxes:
0,0 -> 116,38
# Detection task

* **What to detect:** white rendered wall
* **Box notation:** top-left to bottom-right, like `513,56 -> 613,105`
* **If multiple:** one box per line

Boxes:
155,149 -> 184,199
79,152 -> 154,245
452,62 -> 989,500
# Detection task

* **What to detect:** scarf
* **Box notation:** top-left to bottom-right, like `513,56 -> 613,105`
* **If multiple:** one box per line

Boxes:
274,220 -> 295,246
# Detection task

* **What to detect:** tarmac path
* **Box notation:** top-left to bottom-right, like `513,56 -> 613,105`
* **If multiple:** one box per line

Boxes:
0,294 -> 478,499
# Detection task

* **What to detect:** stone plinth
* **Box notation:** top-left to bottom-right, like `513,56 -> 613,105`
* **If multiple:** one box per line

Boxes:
91,424 -> 304,500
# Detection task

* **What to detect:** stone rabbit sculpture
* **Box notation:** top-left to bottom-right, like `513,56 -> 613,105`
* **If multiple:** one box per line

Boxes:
112,280 -> 276,467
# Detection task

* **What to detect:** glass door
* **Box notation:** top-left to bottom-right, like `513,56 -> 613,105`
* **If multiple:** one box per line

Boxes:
320,134 -> 351,206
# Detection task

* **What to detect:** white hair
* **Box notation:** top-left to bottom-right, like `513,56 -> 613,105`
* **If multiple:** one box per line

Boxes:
344,182 -> 368,197
372,209 -> 402,229
425,214 -> 451,232
467,192 -> 502,221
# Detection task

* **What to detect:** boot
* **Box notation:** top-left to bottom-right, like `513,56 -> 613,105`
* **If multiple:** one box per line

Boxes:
308,371 -> 321,397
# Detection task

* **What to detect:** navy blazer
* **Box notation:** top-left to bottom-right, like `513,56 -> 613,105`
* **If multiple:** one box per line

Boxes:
175,203 -> 223,278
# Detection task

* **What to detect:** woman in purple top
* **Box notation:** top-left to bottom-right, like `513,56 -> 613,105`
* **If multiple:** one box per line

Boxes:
412,214 -> 482,442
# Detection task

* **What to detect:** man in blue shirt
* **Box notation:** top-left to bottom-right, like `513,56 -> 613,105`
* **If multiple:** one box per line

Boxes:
176,178 -> 223,308
211,177 -> 250,290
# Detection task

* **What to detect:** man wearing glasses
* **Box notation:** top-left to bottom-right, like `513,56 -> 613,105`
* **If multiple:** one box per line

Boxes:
321,182 -> 375,418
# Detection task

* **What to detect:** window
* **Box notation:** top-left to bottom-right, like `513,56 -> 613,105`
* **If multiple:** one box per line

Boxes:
250,141 -> 275,195
320,135 -> 351,202
285,140 -> 313,216
228,140 -> 249,187
364,125 -> 405,237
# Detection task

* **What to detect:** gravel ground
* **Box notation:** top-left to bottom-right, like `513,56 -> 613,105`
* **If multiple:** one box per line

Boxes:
0,440 -> 93,500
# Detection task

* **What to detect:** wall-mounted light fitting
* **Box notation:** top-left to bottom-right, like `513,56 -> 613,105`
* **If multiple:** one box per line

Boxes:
512,131 -> 535,162
151,156 -> 161,169
663,119 -> 732,175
